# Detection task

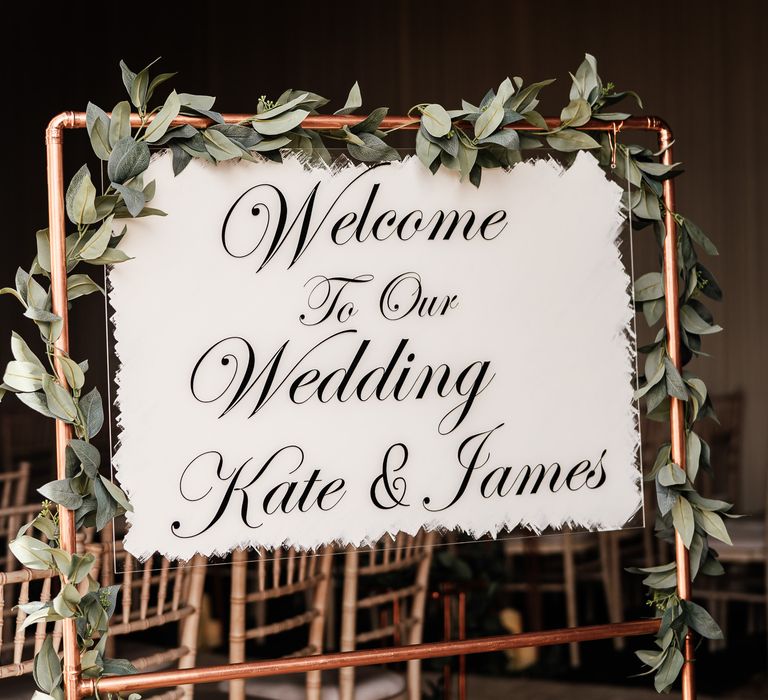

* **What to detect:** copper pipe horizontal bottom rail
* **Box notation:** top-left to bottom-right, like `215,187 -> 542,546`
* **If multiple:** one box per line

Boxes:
83,619 -> 660,696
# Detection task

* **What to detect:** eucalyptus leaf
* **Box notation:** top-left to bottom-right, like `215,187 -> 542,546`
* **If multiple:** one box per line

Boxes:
546,129 -> 600,151
680,305 -> 723,335
33,635 -> 62,694
42,375 -> 77,422
65,165 -> 98,226
108,138 -> 150,185
109,101 -> 132,147
15,390 -> 56,419
79,387 -> 104,439
347,132 -> 399,162
334,82 -> 362,115
9,535 -> 53,570
67,274 -> 104,301
112,183 -> 146,218
421,103 -> 452,138
144,90 -> 181,143
3,360 -> 43,392
251,109 -> 309,136
671,494 -> 695,547
78,216 -> 114,260
86,103 -> 112,160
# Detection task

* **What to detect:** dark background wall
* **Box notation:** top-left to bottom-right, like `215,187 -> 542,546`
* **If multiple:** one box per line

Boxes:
1,1 -> 767,511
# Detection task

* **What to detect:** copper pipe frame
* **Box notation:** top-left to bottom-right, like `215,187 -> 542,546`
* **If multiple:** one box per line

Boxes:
44,111 -> 692,699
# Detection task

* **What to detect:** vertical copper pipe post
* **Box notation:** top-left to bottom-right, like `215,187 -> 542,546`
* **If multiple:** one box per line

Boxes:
659,128 -> 696,700
442,588 -> 452,700
46,114 -> 82,700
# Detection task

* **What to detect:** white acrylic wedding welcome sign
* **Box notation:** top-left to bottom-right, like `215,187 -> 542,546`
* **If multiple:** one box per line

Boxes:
109,151 -> 640,560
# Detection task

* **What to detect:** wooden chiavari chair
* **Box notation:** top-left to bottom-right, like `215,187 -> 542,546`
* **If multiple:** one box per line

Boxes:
227,546 -> 333,700
87,540 -> 207,700
0,463 -> 31,569
339,531 -> 436,700
0,566 -> 61,680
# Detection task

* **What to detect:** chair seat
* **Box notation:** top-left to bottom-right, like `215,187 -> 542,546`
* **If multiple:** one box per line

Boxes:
718,518 -> 765,563
222,666 -> 407,700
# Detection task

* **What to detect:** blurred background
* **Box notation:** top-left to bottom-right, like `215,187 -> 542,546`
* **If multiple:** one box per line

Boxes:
0,1 -> 766,698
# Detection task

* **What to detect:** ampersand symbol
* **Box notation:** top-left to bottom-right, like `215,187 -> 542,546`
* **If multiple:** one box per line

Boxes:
370,443 -> 410,509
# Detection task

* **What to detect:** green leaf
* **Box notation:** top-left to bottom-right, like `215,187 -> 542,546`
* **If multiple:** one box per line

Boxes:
251,109 -> 309,136
109,101 -> 132,147
634,272 -> 664,302
695,508 -> 732,544
248,136 -> 292,152
93,478 -> 119,531
334,82 -> 362,115
33,635 -> 62,694
657,463 -> 686,487
119,60 -> 137,99
42,375 -> 77,422
36,229 -> 51,273
146,71 -> 177,102
112,183 -> 146,217
68,553 -> 96,585
69,439 -> 101,478
654,648 -> 684,693
664,357 -> 688,400
67,274 -> 104,301
546,129 -> 600,151
11,332 -> 45,370
350,107 -> 388,134
78,215 -> 114,260
682,218 -> 718,256
85,247 -> 132,266
52,583 -> 81,618
86,103 -> 112,160
130,66 -> 150,109
560,98 -> 592,127
39,478 -> 83,510
144,90 -> 181,143
682,600 -> 723,639
66,165 -> 98,226
3,360 -> 43,392
570,53 -> 601,104
416,128 -> 441,169
202,130 -> 244,161
457,144 -> 478,183
347,132 -> 400,162
421,103 -> 452,138
671,494 -> 695,547
9,535 -> 53,570
680,305 -> 723,335
686,431 -> 702,482
99,475 -> 132,512
475,96 -> 506,140
178,93 -> 216,111
16,390 -> 56,419
79,387 -> 104,439
107,138 -> 150,185
59,357 -> 85,391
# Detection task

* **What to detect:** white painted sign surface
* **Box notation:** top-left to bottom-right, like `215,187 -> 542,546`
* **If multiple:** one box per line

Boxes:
109,151 -> 640,560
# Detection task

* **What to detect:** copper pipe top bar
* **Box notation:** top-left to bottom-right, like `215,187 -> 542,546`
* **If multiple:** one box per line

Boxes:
83,619 -> 660,696
48,111 -> 671,135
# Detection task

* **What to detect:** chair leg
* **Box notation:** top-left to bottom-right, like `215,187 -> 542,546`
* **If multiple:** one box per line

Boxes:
563,536 -> 580,667
340,547 -> 359,700
229,550 -> 248,700
599,534 -> 624,650
177,555 -> 207,700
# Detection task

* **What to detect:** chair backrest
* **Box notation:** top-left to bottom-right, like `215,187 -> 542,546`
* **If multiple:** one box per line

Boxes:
87,540 -> 207,698
0,567 -> 61,679
228,546 -> 333,700
0,463 -> 32,569
1,500 -> 41,572
340,530 -> 436,700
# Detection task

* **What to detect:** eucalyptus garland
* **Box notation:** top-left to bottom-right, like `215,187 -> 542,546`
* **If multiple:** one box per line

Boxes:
0,54 -> 731,698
